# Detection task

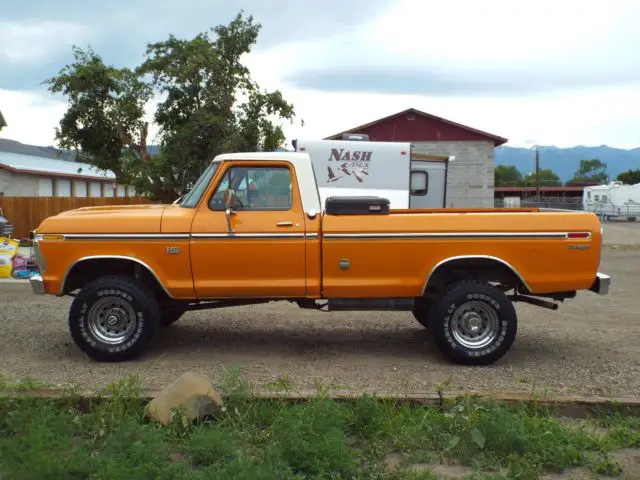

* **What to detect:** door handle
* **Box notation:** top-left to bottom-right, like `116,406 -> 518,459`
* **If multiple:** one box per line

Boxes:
276,221 -> 293,227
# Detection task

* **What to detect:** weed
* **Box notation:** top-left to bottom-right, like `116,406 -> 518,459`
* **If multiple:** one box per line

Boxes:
435,374 -> 453,395
0,375 -> 48,392
265,375 -> 295,394
588,453 -> 622,476
269,398 -> 358,477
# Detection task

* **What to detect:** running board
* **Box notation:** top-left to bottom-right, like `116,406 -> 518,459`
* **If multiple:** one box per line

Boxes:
325,298 -> 414,312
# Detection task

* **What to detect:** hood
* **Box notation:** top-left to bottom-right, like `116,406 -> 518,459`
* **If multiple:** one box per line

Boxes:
58,203 -> 168,216
37,203 -> 169,234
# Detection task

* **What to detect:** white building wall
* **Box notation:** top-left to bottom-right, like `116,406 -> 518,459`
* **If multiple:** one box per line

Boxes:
102,183 -> 115,198
38,178 -> 53,196
73,180 -> 87,197
54,179 -> 71,197
89,182 -> 102,197
0,169 -> 137,199
0,170 -> 39,196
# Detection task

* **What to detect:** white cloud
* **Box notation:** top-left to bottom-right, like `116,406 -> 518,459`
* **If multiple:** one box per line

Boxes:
2,0 -> 640,149
0,90 -> 66,145
264,0 -> 640,72
274,84 -> 640,150
0,20 -> 91,62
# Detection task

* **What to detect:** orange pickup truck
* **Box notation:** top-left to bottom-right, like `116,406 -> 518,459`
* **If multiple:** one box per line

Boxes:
30,151 -> 610,365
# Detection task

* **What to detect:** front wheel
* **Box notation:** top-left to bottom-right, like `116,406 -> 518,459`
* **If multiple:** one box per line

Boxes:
69,275 -> 161,362
161,305 -> 187,327
412,297 -> 431,328
428,280 -> 517,365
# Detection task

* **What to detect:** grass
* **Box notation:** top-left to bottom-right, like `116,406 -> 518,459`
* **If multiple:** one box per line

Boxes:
0,373 -> 638,480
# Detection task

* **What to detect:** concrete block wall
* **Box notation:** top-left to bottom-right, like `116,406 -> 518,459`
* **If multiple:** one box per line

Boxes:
412,141 -> 495,208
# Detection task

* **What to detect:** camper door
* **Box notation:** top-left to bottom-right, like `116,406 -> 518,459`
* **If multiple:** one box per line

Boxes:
409,161 -> 446,209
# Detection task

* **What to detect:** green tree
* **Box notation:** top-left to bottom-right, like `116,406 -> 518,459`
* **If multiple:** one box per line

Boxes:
617,169 -> 640,185
46,12 -> 295,202
569,159 -> 608,184
494,165 -> 523,187
45,46 -> 153,183
522,169 -> 562,187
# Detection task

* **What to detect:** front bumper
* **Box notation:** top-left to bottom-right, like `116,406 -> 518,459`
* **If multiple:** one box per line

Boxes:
589,272 -> 611,295
29,274 -> 45,295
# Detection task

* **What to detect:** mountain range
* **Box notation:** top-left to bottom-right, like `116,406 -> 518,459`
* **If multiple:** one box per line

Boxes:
1,138 -> 639,182
495,145 -> 640,182
0,138 -> 76,161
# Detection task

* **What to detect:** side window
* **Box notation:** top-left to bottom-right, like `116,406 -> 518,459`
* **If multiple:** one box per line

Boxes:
602,195 -> 608,202
209,166 -> 292,211
410,170 -> 428,196
594,194 -> 600,201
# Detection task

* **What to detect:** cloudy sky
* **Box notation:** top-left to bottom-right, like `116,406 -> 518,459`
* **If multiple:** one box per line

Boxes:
1,0 -> 639,149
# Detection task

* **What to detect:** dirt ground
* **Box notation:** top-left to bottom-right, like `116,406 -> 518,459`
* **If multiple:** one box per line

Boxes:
1,222 -> 639,397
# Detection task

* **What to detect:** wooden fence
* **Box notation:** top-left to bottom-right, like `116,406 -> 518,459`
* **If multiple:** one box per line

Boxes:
0,196 -> 154,240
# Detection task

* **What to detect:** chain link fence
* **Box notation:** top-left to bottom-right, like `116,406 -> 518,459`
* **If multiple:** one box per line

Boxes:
494,197 -> 640,221
494,197 -> 584,211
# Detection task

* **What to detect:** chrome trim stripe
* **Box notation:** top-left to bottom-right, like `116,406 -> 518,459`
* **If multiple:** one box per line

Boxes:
63,233 -> 190,239
191,233 -> 305,239
323,232 -> 589,239
423,255 -> 532,294
61,255 -> 174,298
44,231 -> 592,240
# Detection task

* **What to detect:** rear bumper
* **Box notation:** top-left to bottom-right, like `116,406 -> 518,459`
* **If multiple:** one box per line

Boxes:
589,272 -> 611,295
29,274 -> 45,295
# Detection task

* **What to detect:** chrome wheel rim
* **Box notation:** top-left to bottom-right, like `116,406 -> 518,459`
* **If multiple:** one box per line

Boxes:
450,300 -> 500,349
87,297 -> 137,344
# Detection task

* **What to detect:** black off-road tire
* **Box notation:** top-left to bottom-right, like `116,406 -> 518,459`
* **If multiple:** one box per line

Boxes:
161,306 -> 187,327
412,297 -> 432,328
428,280 -> 517,365
69,275 -> 161,362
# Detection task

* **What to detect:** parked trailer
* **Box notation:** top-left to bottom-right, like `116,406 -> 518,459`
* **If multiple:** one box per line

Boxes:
293,135 -> 454,209
583,182 -> 640,221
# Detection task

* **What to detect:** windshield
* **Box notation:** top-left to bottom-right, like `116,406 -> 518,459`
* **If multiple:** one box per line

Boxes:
180,162 -> 220,208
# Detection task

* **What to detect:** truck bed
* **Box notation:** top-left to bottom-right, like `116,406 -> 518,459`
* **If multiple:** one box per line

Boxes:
319,207 -> 602,298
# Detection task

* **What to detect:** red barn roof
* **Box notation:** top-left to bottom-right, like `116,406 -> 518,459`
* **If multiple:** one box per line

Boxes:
324,108 -> 508,146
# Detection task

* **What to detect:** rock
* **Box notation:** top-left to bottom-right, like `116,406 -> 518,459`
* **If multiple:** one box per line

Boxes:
146,372 -> 223,425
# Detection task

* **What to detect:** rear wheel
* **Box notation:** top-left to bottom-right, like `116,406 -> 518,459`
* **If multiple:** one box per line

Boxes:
428,280 -> 517,365
69,275 -> 161,362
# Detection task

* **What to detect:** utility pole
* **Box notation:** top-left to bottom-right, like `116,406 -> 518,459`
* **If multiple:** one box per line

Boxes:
535,145 -> 540,201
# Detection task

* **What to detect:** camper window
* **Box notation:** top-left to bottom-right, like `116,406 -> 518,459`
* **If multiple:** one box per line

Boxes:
594,195 -> 600,201
410,171 -> 428,196
602,195 -> 608,202
587,191 -> 592,200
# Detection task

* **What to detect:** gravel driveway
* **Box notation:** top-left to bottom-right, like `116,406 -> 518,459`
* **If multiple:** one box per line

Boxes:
1,224 -> 638,398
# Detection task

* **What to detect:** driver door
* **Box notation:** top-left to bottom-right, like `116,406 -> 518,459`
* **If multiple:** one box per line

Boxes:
190,161 -> 307,299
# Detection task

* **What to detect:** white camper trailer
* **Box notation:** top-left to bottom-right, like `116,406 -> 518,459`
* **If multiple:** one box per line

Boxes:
583,182 -> 640,220
292,135 -> 453,209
